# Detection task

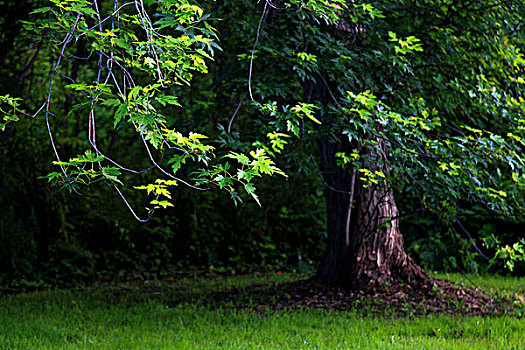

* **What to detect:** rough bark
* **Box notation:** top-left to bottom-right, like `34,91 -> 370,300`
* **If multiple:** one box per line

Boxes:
315,140 -> 428,290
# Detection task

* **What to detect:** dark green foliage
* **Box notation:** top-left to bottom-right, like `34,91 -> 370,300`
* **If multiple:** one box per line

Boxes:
1,0 -> 525,289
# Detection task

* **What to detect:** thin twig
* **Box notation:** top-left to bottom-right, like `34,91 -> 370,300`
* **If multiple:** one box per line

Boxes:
455,216 -> 491,260
113,185 -> 152,222
248,1 -> 269,102
228,91 -> 248,134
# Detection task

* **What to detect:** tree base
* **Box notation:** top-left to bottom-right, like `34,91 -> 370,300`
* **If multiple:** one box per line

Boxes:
315,253 -> 431,291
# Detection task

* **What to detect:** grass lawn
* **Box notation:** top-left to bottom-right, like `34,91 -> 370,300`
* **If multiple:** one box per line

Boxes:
1,273 -> 524,349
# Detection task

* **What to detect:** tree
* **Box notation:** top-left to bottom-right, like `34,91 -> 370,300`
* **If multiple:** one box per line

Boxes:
3,0 -> 524,288
204,0 -> 525,288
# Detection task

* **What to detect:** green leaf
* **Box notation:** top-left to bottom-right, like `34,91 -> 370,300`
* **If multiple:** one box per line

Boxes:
102,167 -> 122,185
114,102 -> 128,128
156,95 -> 181,107
168,154 -> 188,173
145,131 -> 162,149
244,182 -> 261,207
150,200 -> 174,209
225,152 -> 250,165
29,7 -> 52,14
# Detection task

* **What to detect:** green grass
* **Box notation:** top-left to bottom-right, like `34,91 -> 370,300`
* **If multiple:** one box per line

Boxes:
1,273 -> 524,349
434,272 -> 525,294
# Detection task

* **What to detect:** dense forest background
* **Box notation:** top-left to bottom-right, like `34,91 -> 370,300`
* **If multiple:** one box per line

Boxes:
0,0 -> 524,290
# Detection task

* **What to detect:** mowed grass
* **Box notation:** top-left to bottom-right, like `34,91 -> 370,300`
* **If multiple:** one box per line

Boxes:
434,272 -> 525,295
1,273 -> 524,349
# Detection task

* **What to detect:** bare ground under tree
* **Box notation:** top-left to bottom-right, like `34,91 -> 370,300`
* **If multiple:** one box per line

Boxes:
184,276 -> 517,317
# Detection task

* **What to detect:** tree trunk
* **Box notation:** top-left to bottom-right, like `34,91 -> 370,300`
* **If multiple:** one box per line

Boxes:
315,140 -> 428,290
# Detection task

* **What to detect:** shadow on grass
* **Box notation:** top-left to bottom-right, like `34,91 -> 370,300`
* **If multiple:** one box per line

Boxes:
82,272 -> 525,318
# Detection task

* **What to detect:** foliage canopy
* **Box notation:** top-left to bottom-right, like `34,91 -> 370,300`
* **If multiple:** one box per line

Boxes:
1,0 -> 524,274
